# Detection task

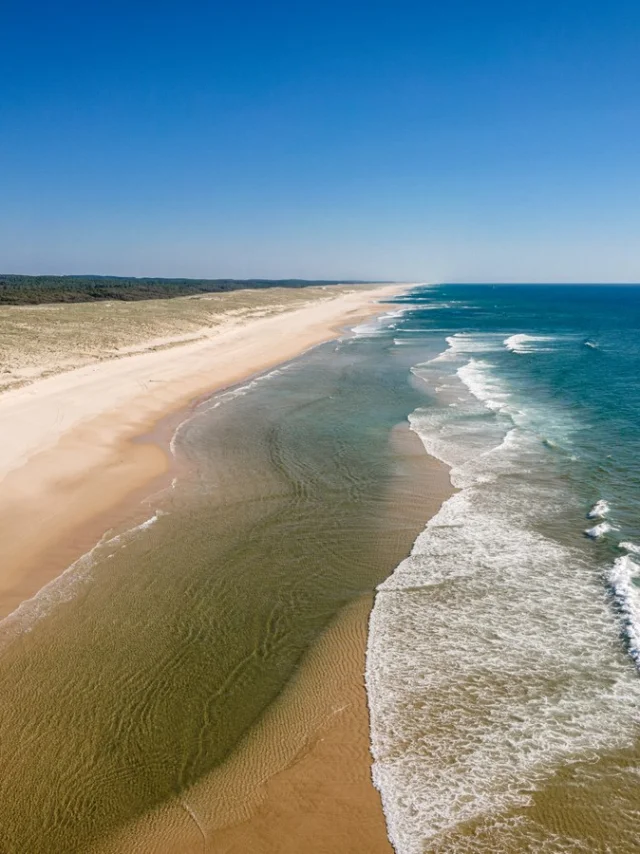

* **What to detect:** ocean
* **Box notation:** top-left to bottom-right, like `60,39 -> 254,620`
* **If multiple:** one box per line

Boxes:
366,284 -> 640,853
1,284 -> 639,852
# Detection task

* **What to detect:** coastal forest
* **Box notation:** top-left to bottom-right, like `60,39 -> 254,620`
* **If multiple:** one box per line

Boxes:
0,275 -> 357,305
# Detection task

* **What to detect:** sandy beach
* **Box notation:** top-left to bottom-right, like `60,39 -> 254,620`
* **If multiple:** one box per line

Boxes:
0,281 -> 457,854
0,283 -> 404,619
91,427 -> 452,854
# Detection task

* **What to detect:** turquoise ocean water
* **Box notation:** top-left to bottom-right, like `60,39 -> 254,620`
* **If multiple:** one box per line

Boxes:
366,284 -> 640,853
1,284 -> 639,852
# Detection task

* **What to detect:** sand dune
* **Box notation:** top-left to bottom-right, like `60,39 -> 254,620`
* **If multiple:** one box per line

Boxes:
0,284 -> 375,394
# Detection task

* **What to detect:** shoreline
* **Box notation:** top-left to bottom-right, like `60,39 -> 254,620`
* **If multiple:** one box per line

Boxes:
0,283 -> 405,621
92,425 -> 453,854
0,281 -> 455,854
206,427 -> 453,854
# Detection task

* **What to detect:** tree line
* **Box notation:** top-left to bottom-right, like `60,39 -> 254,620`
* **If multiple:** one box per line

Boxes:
0,275 -> 362,305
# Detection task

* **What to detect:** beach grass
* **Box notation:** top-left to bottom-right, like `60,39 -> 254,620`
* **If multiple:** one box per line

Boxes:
0,284 -> 369,393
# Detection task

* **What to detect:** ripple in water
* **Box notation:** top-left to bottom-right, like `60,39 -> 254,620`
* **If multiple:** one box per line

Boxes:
0,329 -> 441,853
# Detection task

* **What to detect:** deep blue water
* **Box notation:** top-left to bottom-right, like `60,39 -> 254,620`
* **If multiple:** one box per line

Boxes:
396,284 -> 640,549
366,284 -> 640,853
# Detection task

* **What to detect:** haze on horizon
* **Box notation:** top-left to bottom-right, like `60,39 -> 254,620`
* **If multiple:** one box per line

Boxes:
2,0 -> 639,284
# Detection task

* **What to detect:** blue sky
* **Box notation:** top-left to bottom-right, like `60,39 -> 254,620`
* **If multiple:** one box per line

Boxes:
2,1 -> 639,281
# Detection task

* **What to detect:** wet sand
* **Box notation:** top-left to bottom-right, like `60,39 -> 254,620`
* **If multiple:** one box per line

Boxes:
208,431 -> 452,854
0,289 -> 457,854
93,427 -> 452,854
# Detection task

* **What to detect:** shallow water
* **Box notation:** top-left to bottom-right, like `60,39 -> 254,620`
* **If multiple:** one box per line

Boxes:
0,324 -> 440,852
367,285 -> 640,853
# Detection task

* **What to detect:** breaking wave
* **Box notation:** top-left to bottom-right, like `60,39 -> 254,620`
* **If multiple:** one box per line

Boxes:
367,328 -> 640,852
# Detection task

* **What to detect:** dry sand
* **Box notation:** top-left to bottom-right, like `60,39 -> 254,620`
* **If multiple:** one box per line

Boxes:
0,284 -> 375,394
0,283 -> 405,619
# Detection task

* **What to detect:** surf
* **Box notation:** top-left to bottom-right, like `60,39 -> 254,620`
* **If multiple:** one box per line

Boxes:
366,287 -> 640,852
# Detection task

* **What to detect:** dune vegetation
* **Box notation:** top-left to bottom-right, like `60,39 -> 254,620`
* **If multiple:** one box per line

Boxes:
0,284 -> 371,393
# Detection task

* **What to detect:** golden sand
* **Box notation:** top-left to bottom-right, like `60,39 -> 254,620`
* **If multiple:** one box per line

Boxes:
92,428 -> 452,854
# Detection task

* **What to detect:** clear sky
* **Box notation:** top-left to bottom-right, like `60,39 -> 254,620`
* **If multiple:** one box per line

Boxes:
2,1 -> 639,281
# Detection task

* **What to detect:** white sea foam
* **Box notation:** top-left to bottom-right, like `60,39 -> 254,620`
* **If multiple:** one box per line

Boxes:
351,320 -> 388,337
457,358 -> 512,413
368,479 -> 640,851
587,499 -> 610,519
584,521 -> 615,539
393,338 -> 431,346
504,333 -> 556,354
367,340 -> 640,852
0,511 -> 163,648
620,542 -> 640,556
429,333 -> 506,363
368,498 -> 640,851
608,555 -> 640,667
406,302 -> 460,311
443,341 -> 577,455
351,306 -> 413,338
